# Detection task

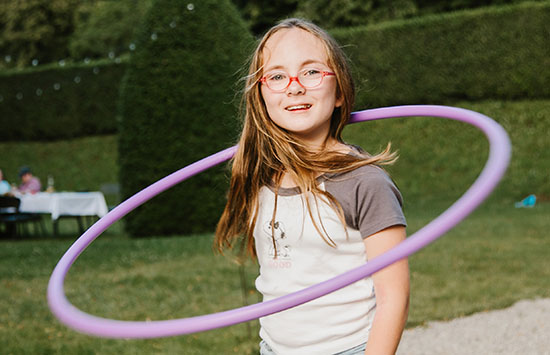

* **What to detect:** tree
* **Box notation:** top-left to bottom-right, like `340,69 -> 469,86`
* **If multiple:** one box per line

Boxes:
118,0 -> 254,236
231,0 -> 299,35
0,0 -> 78,69
294,0 -> 418,29
68,0 -> 153,61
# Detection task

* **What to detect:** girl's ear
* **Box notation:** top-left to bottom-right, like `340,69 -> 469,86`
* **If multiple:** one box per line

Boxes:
334,84 -> 344,107
335,93 -> 344,108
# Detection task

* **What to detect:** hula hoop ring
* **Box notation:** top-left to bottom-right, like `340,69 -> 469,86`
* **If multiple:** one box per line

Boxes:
47,105 -> 511,338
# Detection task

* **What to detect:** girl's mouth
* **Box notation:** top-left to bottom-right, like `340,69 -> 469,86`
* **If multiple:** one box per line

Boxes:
285,104 -> 312,111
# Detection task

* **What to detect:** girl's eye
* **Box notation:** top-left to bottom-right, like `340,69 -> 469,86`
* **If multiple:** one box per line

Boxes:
267,73 -> 286,81
302,69 -> 321,77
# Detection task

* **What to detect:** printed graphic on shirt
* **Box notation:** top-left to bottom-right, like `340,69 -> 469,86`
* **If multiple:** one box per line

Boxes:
263,220 -> 293,262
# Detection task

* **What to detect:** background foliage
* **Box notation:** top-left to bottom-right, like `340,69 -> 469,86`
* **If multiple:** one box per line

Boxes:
1,0 -> 545,68
0,59 -> 124,141
343,99 -> 550,207
1,1 -> 548,141
1,100 -> 548,229
294,0 -> 418,30
231,0 -> 544,34
1,3 -> 549,353
0,0 -> 78,69
0,1 -> 548,234
68,0 -> 153,61
334,1 -> 550,108
117,0 -> 254,236
0,0 -> 150,69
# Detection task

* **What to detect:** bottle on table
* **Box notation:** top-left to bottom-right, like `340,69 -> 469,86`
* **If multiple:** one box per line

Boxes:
46,175 -> 55,193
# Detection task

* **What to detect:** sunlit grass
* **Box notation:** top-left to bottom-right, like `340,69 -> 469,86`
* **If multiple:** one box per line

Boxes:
2,202 -> 549,353
406,202 -> 550,327
1,233 -> 261,354
1,98 -> 549,352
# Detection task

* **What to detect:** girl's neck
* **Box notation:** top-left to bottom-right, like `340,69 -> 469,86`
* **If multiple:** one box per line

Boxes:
303,136 -> 338,152
278,139 -> 352,188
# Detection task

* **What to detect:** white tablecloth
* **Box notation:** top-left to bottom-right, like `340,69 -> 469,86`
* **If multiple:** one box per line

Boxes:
18,192 -> 109,220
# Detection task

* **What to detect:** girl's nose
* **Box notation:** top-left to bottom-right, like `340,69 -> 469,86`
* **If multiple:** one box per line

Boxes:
286,79 -> 305,95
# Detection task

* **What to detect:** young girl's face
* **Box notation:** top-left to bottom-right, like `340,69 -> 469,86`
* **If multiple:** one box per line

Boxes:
260,28 -> 343,147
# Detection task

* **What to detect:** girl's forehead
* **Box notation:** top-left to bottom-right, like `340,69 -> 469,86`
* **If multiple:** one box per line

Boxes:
261,28 -> 329,69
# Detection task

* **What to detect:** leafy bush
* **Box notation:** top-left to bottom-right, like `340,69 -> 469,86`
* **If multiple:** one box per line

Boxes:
333,1 -> 550,108
230,0 -> 542,35
118,0 -> 254,236
69,0 -> 154,61
3,2 -> 547,144
295,0 -> 418,29
0,0 -> 78,69
0,59 -> 125,141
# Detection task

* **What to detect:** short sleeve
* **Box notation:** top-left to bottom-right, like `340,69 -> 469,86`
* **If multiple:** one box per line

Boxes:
324,165 -> 406,239
355,167 -> 406,238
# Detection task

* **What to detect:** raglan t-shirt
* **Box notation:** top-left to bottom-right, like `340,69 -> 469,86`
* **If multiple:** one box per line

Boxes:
253,163 -> 406,355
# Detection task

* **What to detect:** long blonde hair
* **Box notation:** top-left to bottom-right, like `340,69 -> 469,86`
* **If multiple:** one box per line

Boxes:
215,18 -> 396,257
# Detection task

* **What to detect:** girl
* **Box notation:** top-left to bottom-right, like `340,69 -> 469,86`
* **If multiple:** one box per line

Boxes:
216,18 -> 409,355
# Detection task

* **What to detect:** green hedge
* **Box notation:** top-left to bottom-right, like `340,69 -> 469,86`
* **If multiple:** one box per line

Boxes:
2,99 -> 548,217
0,59 -> 125,141
1,2 -> 548,143
118,0 -> 253,237
333,1 -> 550,108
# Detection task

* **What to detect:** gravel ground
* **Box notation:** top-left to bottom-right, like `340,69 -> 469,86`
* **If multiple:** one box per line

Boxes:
397,298 -> 550,355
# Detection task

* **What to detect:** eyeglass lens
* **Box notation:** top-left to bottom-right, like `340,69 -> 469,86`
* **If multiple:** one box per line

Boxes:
264,69 -> 326,91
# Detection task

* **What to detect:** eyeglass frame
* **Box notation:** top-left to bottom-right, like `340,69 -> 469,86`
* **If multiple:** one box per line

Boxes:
259,69 -> 336,92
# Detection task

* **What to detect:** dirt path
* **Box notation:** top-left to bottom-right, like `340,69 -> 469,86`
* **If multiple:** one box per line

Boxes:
397,298 -> 550,355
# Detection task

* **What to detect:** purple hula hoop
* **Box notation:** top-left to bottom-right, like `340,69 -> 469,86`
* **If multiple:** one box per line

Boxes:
47,105 -> 510,338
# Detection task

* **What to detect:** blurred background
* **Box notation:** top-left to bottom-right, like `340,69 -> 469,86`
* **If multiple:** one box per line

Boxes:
1,0 -> 549,354
1,0 -> 549,236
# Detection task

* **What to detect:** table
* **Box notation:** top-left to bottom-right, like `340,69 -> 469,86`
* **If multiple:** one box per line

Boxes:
19,191 -> 109,220
18,192 -> 109,234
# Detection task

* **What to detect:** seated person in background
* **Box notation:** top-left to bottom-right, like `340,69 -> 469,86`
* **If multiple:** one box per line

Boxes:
17,166 -> 41,194
0,169 -> 10,195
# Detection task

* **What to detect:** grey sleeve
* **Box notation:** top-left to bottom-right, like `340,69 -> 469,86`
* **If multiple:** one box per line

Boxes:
325,165 -> 407,239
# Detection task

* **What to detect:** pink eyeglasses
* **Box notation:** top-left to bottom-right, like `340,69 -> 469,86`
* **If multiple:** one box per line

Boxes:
260,68 -> 336,92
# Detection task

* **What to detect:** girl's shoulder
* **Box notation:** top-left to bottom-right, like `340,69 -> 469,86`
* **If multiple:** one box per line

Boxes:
325,163 -> 392,190
327,143 -> 390,180
323,144 -> 401,202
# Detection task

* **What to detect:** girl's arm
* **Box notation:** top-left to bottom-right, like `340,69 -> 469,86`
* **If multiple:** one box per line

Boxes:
363,225 -> 409,355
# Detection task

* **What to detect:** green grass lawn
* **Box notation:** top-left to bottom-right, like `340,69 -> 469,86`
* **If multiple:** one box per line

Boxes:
343,98 -> 550,205
1,98 -> 548,352
1,201 -> 549,354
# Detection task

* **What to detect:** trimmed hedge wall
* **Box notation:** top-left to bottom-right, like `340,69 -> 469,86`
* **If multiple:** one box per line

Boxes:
1,1 -> 548,143
118,0 -> 254,237
333,1 -> 550,108
0,60 -> 125,141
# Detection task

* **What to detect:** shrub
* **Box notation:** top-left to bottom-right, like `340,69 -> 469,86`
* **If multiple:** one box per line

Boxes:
69,0 -> 154,61
3,2 -> 548,144
332,1 -> 550,108
0,59 -> 125,141
118,0 -> 254,236
0,0 -> 78,69
295,0 -> 418,29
